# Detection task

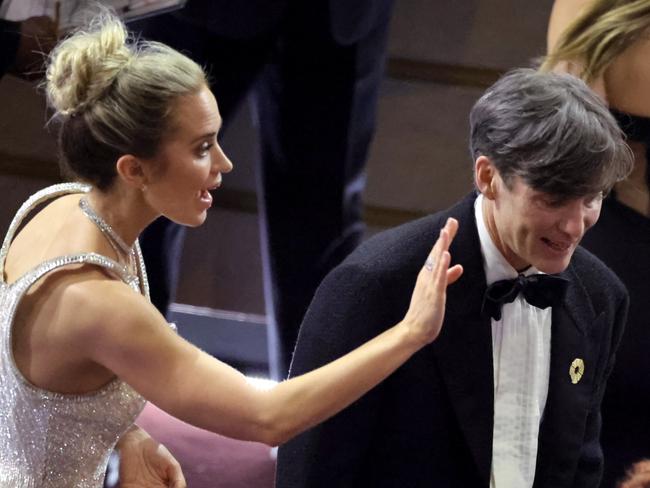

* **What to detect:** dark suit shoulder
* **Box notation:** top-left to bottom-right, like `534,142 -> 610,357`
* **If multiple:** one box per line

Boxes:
341,192 -> 478,276
570,245 -> 628,309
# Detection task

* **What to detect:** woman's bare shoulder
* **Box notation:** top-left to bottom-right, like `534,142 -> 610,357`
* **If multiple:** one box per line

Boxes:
18,265 -> 156,351
5,194 -> 93,279
60,268 -> 157,328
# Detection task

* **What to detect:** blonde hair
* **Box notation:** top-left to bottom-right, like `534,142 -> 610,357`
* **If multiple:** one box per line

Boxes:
45,10 -> 207,189
540,0 -> 650,82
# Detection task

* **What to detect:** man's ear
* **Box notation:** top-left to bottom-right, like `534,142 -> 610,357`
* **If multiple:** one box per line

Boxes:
474,155 -> 498,200
116,155 -> 147,191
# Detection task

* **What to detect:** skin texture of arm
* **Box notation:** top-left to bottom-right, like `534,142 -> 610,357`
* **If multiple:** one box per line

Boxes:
52,219 -> 462,446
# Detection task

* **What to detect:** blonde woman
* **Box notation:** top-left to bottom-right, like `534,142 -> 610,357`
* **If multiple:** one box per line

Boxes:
0,12 -> 464,488
542,1 -> 650,486
543,0 -> 649,216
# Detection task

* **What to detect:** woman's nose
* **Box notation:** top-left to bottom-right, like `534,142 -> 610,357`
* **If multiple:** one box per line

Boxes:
213,144 -> 233,173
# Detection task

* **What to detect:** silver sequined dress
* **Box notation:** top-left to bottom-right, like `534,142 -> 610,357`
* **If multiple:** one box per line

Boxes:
0,183 -> 151,487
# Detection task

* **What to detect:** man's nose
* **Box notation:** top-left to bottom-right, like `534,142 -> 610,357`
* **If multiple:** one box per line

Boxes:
557,202 -> 587,239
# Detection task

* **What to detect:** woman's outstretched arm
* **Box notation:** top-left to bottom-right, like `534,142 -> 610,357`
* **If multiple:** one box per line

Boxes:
77,218 -> 462,446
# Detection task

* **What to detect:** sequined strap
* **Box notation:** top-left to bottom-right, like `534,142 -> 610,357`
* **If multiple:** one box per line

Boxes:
0,183 -> 150,298
0,183 -> 91,280
133,240 -> 150,300
13,252 -> 141,296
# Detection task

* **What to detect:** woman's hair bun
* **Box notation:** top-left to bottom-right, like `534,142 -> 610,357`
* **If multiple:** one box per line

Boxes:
50,9 -> 206,190
46,12 -> 133,116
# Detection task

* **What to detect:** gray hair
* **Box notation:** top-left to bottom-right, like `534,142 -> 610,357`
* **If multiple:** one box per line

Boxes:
469,68 -> 633,198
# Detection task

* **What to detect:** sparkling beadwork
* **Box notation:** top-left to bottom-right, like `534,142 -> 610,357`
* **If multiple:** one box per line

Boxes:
79,196 -> 134,256
0,183 -> 170,487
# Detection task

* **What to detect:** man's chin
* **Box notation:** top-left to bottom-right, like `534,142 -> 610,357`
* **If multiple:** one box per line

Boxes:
533,256 -> 572,275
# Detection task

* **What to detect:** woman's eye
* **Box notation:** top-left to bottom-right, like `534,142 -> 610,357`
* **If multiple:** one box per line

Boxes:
199,142 -> 214,156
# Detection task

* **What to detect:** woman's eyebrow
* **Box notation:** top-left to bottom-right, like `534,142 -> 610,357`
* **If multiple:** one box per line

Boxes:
190,131 -> 218,144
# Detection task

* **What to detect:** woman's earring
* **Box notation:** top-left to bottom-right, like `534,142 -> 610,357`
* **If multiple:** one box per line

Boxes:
141,184 -> 147,192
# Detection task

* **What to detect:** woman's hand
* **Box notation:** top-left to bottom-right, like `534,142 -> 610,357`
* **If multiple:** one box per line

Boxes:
116,425 -> 186,488
619,459 -> 650,488
402,217 -> 463,346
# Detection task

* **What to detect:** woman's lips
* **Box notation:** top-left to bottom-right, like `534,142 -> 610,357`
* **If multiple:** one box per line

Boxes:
198,176 -> 222,206
199,189 -> 213,206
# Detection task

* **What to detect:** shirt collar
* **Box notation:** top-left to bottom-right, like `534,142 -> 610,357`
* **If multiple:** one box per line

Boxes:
474,193 -> 542,285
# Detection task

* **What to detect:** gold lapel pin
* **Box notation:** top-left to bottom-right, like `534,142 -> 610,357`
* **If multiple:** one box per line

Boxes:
569,358 -> 585,384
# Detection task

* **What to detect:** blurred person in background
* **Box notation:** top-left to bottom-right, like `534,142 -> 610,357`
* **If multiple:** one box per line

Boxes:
0,0 -> 57,79
542,1 -> 650,486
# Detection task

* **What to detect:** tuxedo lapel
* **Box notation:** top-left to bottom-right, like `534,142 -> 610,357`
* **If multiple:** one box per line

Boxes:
432,195 -> 494,486
534,266 -> 601,487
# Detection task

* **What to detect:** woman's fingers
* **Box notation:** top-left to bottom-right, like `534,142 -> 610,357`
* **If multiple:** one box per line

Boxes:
447,217 -> 459,240
407,218 -> 462,344
407,219 -> 461,344
447,264 -> 464,284
422,218 -> 459,277
433,250 -> 451,293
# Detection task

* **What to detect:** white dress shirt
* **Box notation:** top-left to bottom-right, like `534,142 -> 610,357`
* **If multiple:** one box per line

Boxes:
474,194 -> 552,488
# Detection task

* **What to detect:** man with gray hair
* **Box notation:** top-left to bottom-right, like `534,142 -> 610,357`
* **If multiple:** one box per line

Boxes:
277,68 -> 633,487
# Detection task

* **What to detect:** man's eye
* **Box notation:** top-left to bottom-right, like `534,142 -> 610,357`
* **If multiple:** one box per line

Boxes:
539,197 -> 564,209
585,192 -> 604,207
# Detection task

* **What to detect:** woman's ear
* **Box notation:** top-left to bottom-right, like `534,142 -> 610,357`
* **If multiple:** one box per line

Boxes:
115,154 -> 147,190
474,155 -> 498,199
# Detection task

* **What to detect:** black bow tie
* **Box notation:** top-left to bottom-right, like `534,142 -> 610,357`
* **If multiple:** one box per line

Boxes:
481,274 -> 569,321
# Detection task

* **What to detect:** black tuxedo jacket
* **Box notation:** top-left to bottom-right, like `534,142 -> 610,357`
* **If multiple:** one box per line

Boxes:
276,193 -> 629,488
